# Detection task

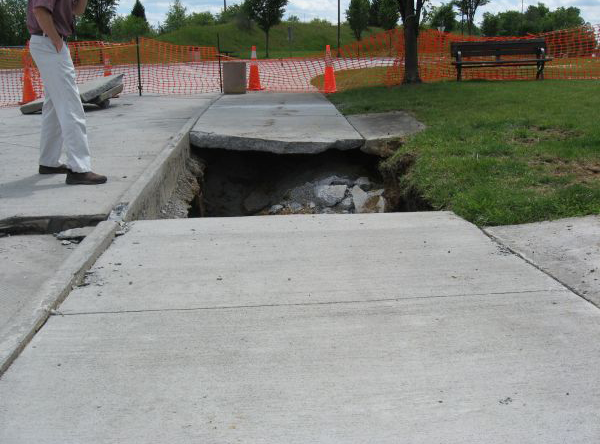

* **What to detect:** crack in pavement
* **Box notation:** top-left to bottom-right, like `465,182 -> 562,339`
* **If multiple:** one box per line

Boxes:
55,288 -> 571,317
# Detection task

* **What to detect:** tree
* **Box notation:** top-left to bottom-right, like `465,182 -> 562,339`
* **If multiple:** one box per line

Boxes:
397,0 -> 426,83
369,0 -> 381,27
549,6 -> 584,31
164,0 -> 188,33
111,15 -> 150,40
287,14 -> 300,22
187,11 -> 215,26
346,0 -> 370,40
131,0 -> 147,22
83,0 -> 118,36
481,11 -> 500,36
480,4 -> 585,37
379,0 -> 399,30
427,2 -> 457,32
246,0 -> 288,58
0,0 -> 28,45
453,0 -> 489,35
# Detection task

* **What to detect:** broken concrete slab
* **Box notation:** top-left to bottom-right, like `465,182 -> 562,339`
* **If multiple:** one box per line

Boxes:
79,74 -> 124,103
347,111 -> 426,157
190,93 -> 364,155
351,186 -> 385,213
314,184 -> 347,206
20,74 -> 125,114
0,234 -> 71,334
55,226 -> 95,241
2,213 -> 600,442
2,94 -> 219,231
485,215 -> 600,308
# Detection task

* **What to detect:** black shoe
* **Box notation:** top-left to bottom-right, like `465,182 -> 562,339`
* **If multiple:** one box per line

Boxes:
39,164 -> 71,174
66,171 -> 107,185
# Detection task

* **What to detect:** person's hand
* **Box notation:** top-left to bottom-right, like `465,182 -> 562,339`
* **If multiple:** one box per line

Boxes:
51,36 -> 63,53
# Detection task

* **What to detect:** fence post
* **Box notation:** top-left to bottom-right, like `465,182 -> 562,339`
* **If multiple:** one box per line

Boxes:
217,33 -> 223,93
136,36 -> 142,96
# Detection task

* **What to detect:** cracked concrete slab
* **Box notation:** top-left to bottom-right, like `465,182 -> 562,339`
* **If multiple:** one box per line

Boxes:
0,94 -> 218,231
59,212 -> 565,314
0,234 -> 71,332
19,74 -> 125,115
347,111 -> 426,157
190,93 -> 364,154
2,212 -> 599,442
485,215 -> 600,308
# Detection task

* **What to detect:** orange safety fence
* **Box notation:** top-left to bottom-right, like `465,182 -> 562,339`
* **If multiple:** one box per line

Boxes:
1,24 -> 599,108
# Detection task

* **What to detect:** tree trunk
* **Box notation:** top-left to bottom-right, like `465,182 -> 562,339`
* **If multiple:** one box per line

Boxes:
403,14 -> 421,84
265,29 -> 269,58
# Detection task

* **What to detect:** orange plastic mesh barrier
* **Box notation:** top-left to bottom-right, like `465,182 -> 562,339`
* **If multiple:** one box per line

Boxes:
1,25 -> 599,107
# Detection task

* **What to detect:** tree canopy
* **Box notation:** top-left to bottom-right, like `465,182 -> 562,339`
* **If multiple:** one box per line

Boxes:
131,0 -> 147,22
246,0 -> 288,57
481,3 -> 585,36
83,0 -> 118,36
427,2 -> 457,32
379,0 -> 399,31
346,0 -> 370,40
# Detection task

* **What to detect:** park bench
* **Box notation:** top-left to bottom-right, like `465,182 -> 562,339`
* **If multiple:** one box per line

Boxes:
450,38 -> 553,81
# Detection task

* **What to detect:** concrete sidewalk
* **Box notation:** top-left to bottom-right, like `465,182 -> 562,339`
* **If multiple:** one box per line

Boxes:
190,92 -> 365,154
0,93 -> 218,231
486,215 -> 600,308
1,213 -> 599,443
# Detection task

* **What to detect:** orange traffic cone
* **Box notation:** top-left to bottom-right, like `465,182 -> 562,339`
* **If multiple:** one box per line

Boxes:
103,53 -> 112,76
323,45 -> 337,94
248,45 -> 264,91
19,65 -> 36,105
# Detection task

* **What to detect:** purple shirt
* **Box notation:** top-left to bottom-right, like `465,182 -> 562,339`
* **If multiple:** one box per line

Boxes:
27,0 -> 75,37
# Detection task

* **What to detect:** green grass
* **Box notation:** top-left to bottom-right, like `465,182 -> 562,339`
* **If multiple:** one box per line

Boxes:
158,22 -> 384,59
312,67 -> 391,91
329,80 -> 600,226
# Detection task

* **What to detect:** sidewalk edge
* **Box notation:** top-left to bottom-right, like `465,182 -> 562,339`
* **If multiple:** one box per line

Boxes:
0,220 -> 118,377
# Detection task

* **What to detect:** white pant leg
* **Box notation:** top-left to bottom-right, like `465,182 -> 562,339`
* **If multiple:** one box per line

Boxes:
29,35 -> 91,173
39,94 -> 63,167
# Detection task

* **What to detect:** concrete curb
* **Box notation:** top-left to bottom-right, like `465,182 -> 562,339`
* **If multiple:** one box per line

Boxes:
110,95 -> 220,222
0,221 -> 118,377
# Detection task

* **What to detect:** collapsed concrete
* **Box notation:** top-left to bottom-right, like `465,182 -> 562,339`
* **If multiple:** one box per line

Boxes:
20,74 -> 125,115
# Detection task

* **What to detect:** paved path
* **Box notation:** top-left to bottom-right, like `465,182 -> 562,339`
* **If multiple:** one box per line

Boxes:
1,212 -> 599,443
0,94 -> 217,229
486,215 -> 600,308
190,93 -> 364,154
0,235 -> 71,331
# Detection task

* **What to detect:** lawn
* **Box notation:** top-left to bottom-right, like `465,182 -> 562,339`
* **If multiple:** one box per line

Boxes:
329,80 -> 600,226
158,22 -> 384,59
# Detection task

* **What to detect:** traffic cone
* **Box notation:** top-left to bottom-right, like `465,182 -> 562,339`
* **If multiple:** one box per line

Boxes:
19,65 -> 36,105
248,45 -> 264,91
103,52 -> 112,76
323,45 -> 337,94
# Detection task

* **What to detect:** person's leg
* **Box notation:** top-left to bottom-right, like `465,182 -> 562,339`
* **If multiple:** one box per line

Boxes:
38,94 -> 63,168
29,35 -> 91,173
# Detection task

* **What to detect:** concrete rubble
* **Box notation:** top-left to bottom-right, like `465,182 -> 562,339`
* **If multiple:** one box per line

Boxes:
20,74 -> 125,115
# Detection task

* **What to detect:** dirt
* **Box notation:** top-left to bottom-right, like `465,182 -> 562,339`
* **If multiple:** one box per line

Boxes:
512,126 -> 581,146
159,156 -> 205,219
530,157 -> 600,184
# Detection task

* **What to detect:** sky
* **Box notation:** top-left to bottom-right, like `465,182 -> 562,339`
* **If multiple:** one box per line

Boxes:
115,0 -> 600,29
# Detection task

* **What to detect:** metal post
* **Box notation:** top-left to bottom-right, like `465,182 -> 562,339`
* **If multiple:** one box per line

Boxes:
217,33 -> 223,93
337,0 -> 341,57
136,36 -> 142,96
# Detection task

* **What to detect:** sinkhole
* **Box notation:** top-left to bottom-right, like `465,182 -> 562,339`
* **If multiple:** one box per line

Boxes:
160,146 -> 432,219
